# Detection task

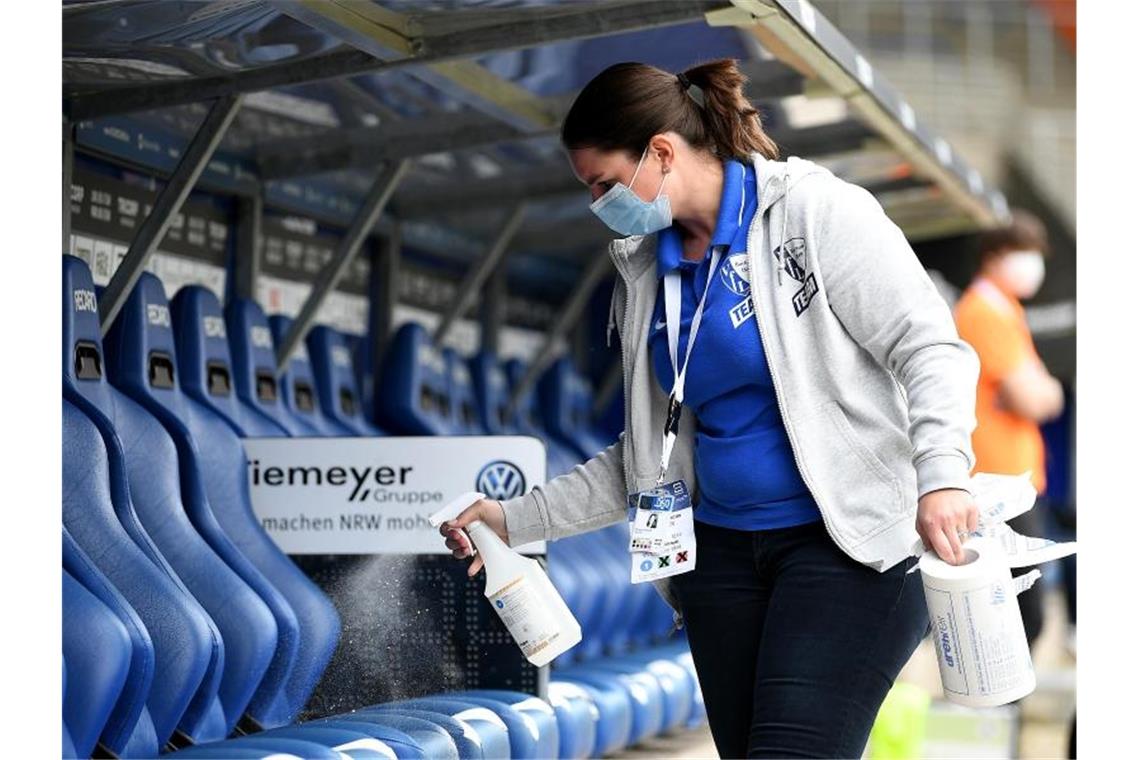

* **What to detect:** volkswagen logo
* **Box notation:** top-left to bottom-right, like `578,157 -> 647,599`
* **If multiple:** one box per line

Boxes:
476,460 -> 526,501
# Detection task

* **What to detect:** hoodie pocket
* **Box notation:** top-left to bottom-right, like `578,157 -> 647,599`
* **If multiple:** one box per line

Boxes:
819,400 -> 905,542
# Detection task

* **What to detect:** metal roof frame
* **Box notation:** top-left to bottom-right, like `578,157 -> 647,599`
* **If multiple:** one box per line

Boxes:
64,0 -> 730,121
712,0 -> 1008,227
64,0 -> 1015,404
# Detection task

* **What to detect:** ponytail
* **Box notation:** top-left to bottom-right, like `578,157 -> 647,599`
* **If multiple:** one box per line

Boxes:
681,59 -> 780,161
561,58 -> 780,162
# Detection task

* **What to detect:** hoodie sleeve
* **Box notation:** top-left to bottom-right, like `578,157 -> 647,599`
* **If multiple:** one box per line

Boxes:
810,176 -> 979,497
499,434 -> 629,546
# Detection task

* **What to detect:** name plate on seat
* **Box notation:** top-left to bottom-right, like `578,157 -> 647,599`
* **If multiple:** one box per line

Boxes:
244,435 -> 546,555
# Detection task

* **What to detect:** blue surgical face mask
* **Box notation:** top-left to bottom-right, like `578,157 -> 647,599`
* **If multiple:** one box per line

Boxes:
588,145 -> 672,236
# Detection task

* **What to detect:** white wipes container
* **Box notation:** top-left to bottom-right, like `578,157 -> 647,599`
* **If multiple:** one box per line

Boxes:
915,472 -> 1077,707
430,492 -> 582,666
920,538 -> 1035,707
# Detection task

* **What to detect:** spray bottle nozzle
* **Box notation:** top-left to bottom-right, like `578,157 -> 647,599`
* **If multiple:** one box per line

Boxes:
428,491 -> 486,528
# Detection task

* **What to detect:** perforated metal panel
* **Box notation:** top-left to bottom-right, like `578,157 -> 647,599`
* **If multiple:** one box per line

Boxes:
295,554 -> 540,718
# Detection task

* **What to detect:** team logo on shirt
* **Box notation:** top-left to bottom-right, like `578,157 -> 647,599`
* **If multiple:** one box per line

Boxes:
720,253 -> 756,329
773,237 -> 819,317
719,253 -> 751,296
773,237 -> 808,283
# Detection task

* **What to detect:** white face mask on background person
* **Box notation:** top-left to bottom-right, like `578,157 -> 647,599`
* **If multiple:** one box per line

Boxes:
996,250 -> 1046,300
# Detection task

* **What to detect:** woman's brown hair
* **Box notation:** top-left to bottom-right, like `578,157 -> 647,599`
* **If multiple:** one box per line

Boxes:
560,59 -> 780,162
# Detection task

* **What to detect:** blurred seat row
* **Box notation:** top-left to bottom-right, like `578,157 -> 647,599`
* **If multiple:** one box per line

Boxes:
62,255 -> 703,759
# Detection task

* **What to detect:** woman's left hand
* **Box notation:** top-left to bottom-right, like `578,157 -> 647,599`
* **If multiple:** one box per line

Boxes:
916,489 -> 979,565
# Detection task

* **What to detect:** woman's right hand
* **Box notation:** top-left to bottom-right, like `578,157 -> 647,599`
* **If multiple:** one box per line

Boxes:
438,498 -> 509,577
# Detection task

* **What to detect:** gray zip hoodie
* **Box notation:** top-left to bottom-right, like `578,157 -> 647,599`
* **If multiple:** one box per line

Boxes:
500,153 -> 979,621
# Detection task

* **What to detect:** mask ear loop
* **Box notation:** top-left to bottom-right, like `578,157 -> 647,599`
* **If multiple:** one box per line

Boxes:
630,144 -> 670,201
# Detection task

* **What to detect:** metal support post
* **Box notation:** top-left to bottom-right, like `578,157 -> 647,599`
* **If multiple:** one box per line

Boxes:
274,159 -> 409,373
232,190 -> 264,303
98,94 -> 242,332
433,202 -> 526,346
507,253 -> 613,414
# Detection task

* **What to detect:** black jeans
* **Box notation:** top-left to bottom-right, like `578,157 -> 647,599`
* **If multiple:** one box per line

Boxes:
671,519 -> 929,759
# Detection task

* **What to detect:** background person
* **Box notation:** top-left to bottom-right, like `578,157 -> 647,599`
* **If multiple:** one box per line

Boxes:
441,59 -> 980,758
954,209 -> 1065,648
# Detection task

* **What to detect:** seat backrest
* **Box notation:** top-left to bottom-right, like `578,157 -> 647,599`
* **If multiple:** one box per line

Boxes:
468,352 -> 514,435
171,286 -> 289,438
63,256 -> 234,747
443,348 -> 482,435
225,299 -> 320,437
503,358 -> 544,435
103,271 -> 289,732
307,325 -> 383,435
539,357 -> 610,460
62,568 -> 131,760
268,315 -> 352,436
345,332 -> 376,424
504,357 -> 579,477
174,290 -> 343,723
377,322 -> 454,436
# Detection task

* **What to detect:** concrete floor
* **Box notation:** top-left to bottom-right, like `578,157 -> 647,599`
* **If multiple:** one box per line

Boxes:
614,589 -> 1075,759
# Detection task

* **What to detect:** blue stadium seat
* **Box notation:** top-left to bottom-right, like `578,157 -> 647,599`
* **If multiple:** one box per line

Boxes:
226,298 -> 321,437
377,322 -> 455,435
548,679 -> 631,757
540,682 -> 599,760
308,719 -> 428,760
268,315 -> 353,436
342,709 -> 481,760
443,348 -> 483,435
170,285 -> 344,728
454,690 -> 560,760
612,650 -> 697,733
538,357 -> 612,461
172,287 -> 289,438
253,726 -> 398,758
345,332 -> 377,425
62,568 -> 131,760
62,717 -> 76,760
390,699 -> 510,759
503,358 -> 581,476
103,271 -> 297,731
62,528 -> 161,757
307,325 -> 385,435
167,735 -> 344,759
61,389 -> 225,753
549,535 -> 611,664
557,665 -> 664,747
320,714 -> 455,760
64,257 -> 257,747
468,352 -> 512,436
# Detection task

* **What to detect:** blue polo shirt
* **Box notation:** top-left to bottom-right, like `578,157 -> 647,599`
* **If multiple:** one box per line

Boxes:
648,159 -> 821,531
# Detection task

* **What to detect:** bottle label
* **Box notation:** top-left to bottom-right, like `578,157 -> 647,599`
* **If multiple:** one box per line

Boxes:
488,575 -> 562,658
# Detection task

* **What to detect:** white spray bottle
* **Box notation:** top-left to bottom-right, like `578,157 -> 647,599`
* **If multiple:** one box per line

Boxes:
429,491 -> 581,666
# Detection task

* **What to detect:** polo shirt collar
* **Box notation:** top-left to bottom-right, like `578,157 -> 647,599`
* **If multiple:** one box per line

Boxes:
656,158 -> 753,276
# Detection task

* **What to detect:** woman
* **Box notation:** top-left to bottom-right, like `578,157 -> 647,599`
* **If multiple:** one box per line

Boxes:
440,59 -> 980,759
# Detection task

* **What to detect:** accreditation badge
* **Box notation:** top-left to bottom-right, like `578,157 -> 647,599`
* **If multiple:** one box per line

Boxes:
628,480 -> 696,583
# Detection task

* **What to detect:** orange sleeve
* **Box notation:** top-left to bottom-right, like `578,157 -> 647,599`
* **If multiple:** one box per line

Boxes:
955,298 -> 1033,384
